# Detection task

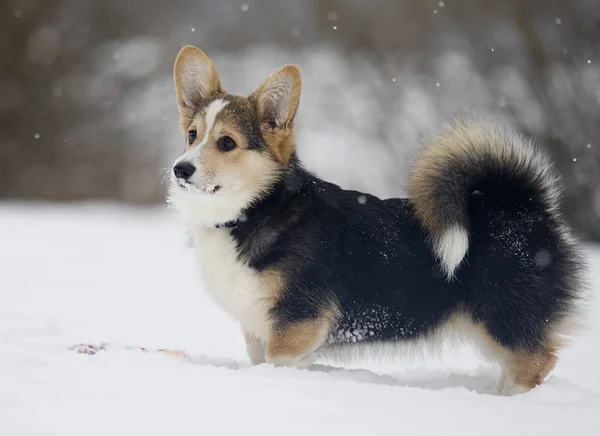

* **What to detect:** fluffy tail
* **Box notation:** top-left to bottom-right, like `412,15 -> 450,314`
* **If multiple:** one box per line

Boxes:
408,120 -> 562,280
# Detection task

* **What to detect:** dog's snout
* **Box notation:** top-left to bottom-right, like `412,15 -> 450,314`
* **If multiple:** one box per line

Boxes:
173,162 -> 196,180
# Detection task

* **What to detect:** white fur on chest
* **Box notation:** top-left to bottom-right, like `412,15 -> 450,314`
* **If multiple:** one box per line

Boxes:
190,226 -> 273,339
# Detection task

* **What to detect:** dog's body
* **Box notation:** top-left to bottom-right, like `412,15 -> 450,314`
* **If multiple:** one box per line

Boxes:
168,46 -> 584,395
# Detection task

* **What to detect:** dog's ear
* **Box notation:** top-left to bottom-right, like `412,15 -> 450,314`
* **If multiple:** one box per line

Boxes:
250,65 -> 301,131
174,46 -> 223,110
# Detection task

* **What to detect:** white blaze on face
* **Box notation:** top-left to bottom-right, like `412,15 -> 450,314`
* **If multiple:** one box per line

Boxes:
174,98 -> 229,168
198,99 -> 229,148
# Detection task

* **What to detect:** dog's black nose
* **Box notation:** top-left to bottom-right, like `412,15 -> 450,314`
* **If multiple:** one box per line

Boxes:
173,162 -> 196,179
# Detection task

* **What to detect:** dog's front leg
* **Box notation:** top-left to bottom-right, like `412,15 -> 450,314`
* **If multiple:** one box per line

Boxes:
244,331 -> 266,365
265,320 -> 328,368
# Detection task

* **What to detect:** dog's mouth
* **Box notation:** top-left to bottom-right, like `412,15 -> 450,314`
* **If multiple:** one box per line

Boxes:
176,178 -> 221,194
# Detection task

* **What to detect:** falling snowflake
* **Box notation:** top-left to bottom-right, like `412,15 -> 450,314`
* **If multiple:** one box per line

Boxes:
534,250 -> 552,268
241,4 -> 249,12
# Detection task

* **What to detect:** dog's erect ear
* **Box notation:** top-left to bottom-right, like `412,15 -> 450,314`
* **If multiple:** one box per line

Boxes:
174,46 -> 222,109
250,65 -> 302,131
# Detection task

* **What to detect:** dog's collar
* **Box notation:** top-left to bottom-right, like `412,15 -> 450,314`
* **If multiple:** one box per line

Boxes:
215,219 -> 238,229
214,212 -> 249,229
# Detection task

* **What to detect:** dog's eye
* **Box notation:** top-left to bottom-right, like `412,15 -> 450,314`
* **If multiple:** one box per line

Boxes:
188,130 -> 197,145
217,136 -> 237,152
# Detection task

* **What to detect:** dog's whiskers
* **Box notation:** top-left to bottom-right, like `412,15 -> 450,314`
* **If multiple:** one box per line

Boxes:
159,165 -> 173,188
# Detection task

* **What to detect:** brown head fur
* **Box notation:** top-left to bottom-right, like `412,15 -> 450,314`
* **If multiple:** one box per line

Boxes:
171,46 -> 302,213
173,46 -> 301,164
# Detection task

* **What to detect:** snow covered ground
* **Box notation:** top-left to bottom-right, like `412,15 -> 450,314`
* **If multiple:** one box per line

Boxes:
1,203 -> 599,435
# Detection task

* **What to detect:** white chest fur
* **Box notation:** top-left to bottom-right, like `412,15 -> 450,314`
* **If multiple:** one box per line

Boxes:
189,226 -> 274,340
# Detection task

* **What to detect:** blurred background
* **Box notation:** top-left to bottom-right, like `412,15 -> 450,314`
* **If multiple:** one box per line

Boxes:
1,0 -> 600,240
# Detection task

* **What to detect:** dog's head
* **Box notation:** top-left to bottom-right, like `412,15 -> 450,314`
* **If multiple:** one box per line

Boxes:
168,46 -> 301,226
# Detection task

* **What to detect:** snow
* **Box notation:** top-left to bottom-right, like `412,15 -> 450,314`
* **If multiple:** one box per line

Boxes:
1,203 -> 599,435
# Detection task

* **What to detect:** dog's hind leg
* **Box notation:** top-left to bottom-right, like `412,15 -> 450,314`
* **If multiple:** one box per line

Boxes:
469,322 -> 559,395
497,347 -> 558,395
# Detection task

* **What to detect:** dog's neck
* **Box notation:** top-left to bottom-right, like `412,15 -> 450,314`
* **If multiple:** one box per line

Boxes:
214,161 -> 306,233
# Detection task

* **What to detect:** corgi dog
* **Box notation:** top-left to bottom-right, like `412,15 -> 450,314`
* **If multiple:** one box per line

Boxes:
168,46 -> 584,395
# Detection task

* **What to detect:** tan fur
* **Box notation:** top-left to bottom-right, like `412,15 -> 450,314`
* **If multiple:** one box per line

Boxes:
408,121 -> 560,235
236,266 -> 287,340
260,126 -> 297,164
193,111 -> 284,196
467,320 -> 559,394
258,267 -> 287,301
249,65 -> 302,164
410,123 -> 490,236
266,304 -> 340,367
511,349 -> 558,388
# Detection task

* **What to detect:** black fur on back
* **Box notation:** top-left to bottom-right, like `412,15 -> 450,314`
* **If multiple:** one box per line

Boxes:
229,151 -> 583,352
